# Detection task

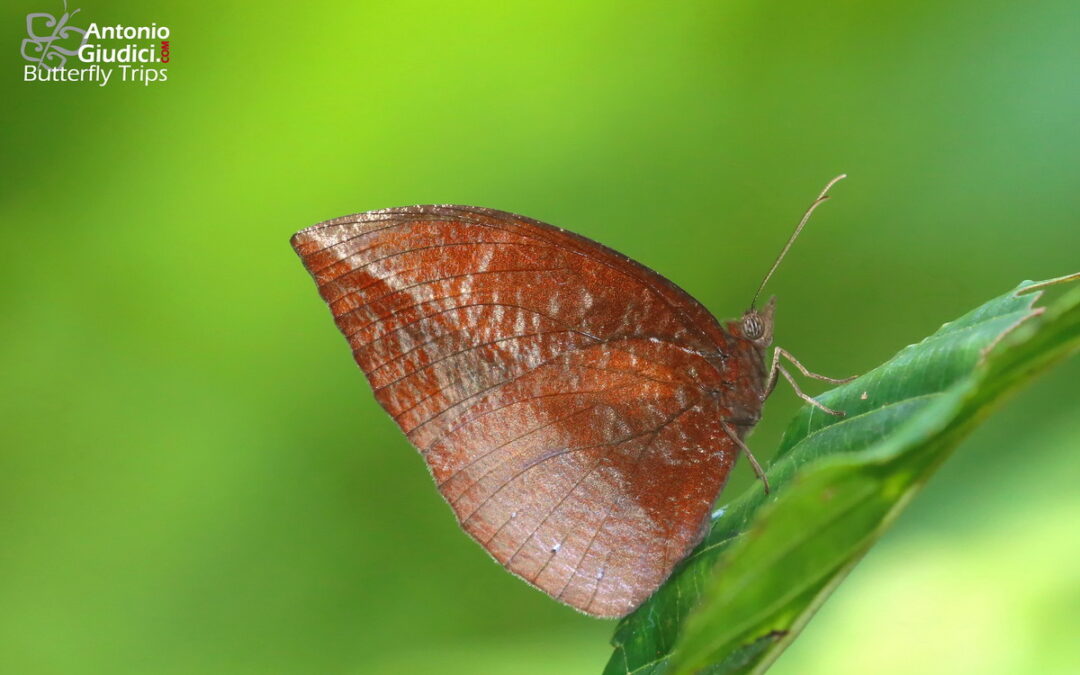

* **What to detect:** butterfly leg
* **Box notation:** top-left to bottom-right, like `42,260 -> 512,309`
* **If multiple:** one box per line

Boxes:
721,421 -> 771,494
764,348 -> 849,417
775,347 -> 856,385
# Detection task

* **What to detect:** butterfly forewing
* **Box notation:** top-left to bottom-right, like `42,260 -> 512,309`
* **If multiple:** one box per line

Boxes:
292,205 -> 752,617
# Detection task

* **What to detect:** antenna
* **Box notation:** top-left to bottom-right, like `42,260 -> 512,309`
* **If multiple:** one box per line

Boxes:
750,174 -> 846,310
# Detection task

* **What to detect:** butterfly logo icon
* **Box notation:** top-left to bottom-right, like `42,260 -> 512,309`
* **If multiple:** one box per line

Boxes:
21,0 -> 89,71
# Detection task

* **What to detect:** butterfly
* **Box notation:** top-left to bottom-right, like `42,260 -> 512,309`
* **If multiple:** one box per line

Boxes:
291,176 -> 850,617
21,0 -> 88,71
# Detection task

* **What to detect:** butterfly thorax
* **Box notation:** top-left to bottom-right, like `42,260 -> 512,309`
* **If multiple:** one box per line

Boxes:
715,296 -> 776,423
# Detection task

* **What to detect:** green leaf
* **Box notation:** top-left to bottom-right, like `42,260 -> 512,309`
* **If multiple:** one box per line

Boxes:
604,274 -> 1080,675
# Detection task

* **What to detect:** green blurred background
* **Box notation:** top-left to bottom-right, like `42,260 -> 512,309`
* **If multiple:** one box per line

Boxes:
2,1 -> 1078,673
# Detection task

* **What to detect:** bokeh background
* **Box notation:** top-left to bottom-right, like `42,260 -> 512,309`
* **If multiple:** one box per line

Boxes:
2,1 -> 1078,673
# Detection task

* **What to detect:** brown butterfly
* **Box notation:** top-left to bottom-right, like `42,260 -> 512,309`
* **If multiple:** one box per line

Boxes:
291,176 -> 850,617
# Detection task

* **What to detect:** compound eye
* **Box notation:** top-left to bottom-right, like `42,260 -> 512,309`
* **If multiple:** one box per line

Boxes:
742,314 -> 764,340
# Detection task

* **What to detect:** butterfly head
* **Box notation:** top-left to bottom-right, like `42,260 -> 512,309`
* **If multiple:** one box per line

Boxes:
737,295 -> 775,348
